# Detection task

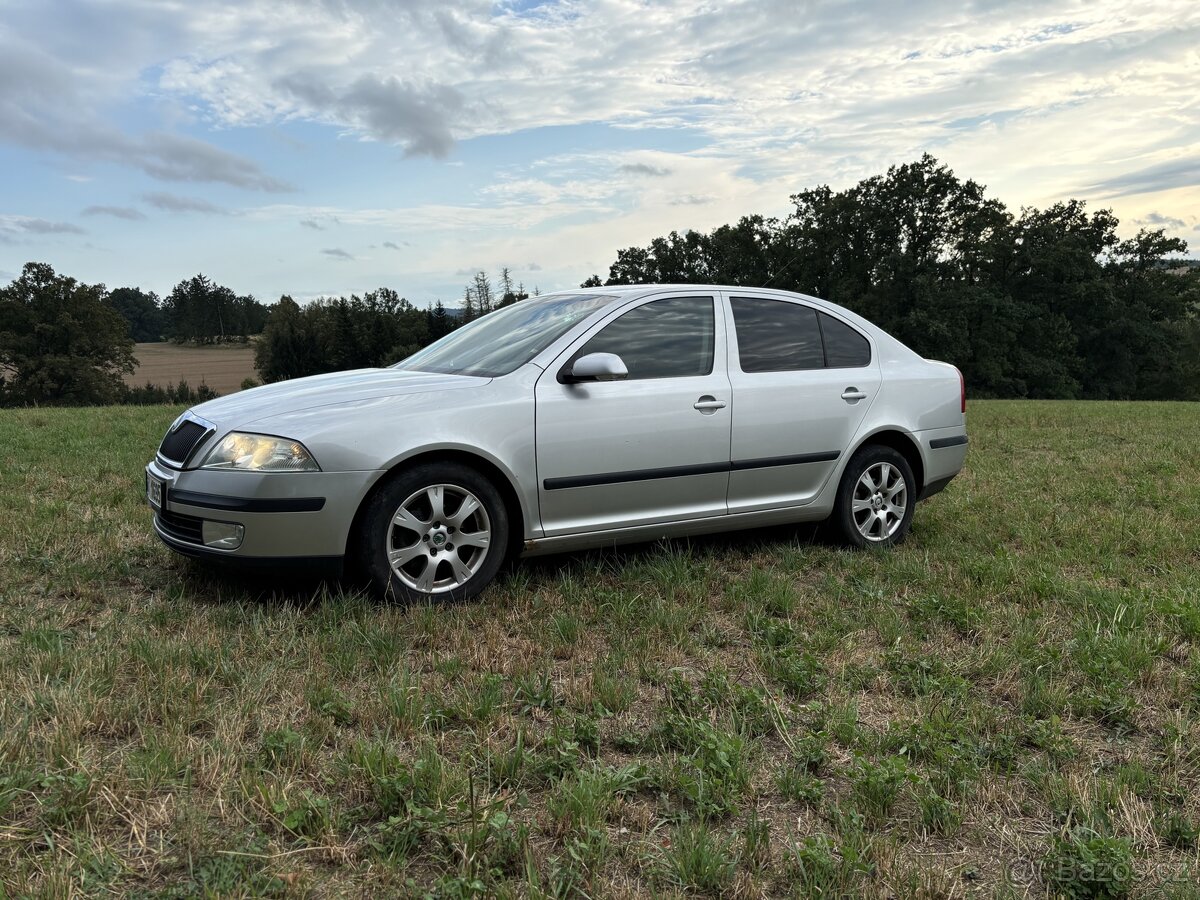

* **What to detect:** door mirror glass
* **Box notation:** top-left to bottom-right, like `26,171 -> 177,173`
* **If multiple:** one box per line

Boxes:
568,352 -> 628,383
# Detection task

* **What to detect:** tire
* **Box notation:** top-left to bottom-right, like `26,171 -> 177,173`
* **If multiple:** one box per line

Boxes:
831,444 -> 915,549
358,462 -> 509,603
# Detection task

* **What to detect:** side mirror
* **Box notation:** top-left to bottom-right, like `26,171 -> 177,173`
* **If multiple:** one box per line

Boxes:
565,352 -> 628,384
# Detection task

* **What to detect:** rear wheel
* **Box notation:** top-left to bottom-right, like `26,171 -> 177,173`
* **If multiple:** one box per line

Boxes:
832,445 -> 914,548
359,462 -> 509,603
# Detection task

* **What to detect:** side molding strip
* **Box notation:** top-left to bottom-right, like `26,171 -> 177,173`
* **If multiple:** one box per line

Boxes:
929,435 -> 969,449
730,451 -> 840,471
169,489 -> 327,513
543,462 -> 728,491
543,451 -> 840,491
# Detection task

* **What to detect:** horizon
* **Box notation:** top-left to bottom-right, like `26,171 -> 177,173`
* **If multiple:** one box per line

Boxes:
1,0 -> 1198,306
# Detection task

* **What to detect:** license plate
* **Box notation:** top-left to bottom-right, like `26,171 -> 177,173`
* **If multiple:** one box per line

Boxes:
147,474 -> 164,509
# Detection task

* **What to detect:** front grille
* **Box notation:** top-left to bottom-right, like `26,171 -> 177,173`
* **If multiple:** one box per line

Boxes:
156,509 -> 204,545
159,420 -> 209,465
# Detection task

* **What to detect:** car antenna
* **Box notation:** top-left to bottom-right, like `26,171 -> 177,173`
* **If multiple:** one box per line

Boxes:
759,242 -> 805,289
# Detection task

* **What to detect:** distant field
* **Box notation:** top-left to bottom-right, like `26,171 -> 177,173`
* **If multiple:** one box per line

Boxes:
126,341 -> 258,395
1,401 -> 1199,896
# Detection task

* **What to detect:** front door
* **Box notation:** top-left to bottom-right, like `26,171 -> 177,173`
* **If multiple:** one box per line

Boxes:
535,294 -> 732,537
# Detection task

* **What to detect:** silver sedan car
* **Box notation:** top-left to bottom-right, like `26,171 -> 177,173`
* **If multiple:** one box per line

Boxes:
145,285 -> 968,601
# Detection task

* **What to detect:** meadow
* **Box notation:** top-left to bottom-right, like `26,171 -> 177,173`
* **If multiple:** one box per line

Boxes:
0,400 -> 1198,898
125,343 -> 258,396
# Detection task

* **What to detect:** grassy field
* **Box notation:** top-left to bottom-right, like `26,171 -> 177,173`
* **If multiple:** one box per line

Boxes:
126,343 -> 258,395
1,401 -> 1199,898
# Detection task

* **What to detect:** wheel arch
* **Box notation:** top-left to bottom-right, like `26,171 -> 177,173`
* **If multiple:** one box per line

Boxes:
847,427 -> 925,494
345,446 -> 529,562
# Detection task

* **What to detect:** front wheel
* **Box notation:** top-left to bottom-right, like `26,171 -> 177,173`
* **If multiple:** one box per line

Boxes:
831,445 -> 915,548
358,462 -> 509,603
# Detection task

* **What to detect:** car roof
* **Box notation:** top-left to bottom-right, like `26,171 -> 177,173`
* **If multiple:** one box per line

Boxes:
567,283 -> 848,317
572,283 -> 828,301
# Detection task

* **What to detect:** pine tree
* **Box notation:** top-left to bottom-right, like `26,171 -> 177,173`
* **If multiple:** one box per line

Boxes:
461,286 -> 476,323
428,300 -> 451,339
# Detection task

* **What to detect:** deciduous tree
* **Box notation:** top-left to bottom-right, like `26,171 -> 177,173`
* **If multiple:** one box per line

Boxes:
0,262 -> 135,405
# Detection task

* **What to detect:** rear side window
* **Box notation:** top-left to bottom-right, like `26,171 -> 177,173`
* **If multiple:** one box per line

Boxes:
819,313 -> 871,367
575,296 -> 715,379
730,297 -> 823,372
731,297 -> 871,371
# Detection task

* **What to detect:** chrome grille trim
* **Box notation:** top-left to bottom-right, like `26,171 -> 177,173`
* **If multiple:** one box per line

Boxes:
156,411 -> 216,468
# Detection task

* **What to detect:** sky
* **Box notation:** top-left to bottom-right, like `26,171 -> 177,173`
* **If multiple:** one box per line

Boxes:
1,0 -> 1198,307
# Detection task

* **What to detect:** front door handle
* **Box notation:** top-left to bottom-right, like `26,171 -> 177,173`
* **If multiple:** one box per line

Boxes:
841,387 -> 868,401
694,395 -> 727,413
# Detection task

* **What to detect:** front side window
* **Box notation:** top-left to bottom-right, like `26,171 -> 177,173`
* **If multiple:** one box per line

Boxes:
573,296 -> 715,380
731,297 -> 872,371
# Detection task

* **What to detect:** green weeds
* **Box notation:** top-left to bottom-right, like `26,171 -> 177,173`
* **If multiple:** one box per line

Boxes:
1,401 -> 1199,894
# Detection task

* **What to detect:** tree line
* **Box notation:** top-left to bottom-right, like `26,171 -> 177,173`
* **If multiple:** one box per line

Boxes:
253,269 -> 535,382
2,155 -> 1197,406
0,263 -> 244,406
583,155 -> 1200,401
0,263 -> 515,405
102,275 -> 269,345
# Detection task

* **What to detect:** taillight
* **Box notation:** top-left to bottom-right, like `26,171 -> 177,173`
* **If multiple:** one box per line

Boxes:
956,367 -> 966,414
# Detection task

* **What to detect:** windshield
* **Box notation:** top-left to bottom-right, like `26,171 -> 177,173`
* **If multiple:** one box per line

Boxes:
396,293 -> 616,377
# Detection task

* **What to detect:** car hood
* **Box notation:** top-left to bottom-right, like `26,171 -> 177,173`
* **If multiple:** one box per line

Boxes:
190,368 -> 489,427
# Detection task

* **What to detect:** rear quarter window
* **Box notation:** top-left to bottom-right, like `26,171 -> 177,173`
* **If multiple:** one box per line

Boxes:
818,313 -> 871,367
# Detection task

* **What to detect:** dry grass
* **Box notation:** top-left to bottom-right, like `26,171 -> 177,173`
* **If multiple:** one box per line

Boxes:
1,400 -> 1199,897
126,342 -> 258,395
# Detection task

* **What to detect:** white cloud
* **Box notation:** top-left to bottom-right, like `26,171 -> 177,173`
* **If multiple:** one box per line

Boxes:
247,198 -> 618,232
3,0 -> 1198,295
1137,211 -> 1188,230
0,24 -> 292,191
143,192 -> 229,215
620,163 -> 672,177
8,1 -> 1200,205
0,215 -> 86,236
82,205 -> 146,221
114,1 -> 1200,224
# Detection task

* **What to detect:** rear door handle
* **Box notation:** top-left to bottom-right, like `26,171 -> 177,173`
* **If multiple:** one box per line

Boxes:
694,396 -> 727,412
841,388 -> 868,401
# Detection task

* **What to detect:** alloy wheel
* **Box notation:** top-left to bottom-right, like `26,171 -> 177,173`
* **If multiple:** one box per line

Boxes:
386,484 -> 491,593
851,462 -> 907,542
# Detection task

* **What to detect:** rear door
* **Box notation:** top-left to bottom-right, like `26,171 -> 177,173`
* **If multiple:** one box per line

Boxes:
722,293 -> 880,513
535,293 -> 732,536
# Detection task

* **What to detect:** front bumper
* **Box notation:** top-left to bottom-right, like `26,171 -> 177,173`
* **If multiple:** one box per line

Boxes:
146,458 -> 382,560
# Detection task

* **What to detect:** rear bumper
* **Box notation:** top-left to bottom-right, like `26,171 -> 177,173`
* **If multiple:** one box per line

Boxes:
917,475 -> 955,501
916,426 -> 968,499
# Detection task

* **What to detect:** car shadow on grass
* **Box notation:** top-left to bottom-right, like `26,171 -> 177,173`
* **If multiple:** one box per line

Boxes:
507,519 -> 830,583
171,520 -> 831,608
174,558 -> 363,609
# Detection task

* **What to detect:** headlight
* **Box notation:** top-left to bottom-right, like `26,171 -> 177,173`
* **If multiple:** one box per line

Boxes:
200,433 -> 320,472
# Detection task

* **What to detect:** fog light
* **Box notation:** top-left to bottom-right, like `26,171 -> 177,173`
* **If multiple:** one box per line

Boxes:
202,520 -> 244,550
